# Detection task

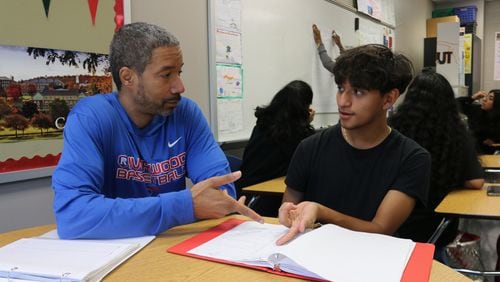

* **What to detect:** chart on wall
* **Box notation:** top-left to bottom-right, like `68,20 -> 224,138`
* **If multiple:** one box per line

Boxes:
494,32 -> 500,80
213,0 -> 244,139
356,0 -> 395,26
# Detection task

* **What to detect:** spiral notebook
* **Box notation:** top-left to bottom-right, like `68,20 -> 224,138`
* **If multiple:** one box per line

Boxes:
0,231 -> 155,282
168,219 -> 435,282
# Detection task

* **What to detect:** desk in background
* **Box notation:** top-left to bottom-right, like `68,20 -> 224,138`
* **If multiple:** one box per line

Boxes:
431,184 -> 500,242
241,176 -> 285,208
435,185 -> 500,219
0,215 -> 471,281
242,176 -> 286,195
431,185 -> 500,277
478,155 -> 500,183
479,155 -> 500,169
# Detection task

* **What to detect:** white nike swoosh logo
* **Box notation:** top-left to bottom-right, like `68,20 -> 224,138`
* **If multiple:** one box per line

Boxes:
168,137 -> 182,148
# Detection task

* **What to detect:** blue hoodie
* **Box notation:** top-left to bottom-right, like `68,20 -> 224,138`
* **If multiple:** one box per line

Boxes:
52,93 -> 233,239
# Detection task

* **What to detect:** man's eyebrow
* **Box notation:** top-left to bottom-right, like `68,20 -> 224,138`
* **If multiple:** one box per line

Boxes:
158,63 -> 184,72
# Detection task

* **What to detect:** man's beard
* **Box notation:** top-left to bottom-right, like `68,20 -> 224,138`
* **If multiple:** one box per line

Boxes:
136,83 -> 176,116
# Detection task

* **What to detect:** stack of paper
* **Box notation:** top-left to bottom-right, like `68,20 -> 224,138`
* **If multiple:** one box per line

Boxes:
0,231 -> 154,282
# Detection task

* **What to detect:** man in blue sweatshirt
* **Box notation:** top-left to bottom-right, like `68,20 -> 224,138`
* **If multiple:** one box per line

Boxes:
52,22 -> 262,239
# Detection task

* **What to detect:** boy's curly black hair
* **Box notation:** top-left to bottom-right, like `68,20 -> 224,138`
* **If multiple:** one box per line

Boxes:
332,44 -> 414,95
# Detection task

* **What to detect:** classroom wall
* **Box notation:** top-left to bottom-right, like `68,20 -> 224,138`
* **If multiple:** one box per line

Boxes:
395,1 -> 434,74
0,178 -> 54,233
482,0 -> 500,92
0,0 -> 115,53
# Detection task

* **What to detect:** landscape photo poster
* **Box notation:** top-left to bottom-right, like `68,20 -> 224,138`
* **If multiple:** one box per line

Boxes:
0,44 -> 112,177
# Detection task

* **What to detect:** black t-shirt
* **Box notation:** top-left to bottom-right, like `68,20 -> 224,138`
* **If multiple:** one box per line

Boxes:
285,124 -> 431,222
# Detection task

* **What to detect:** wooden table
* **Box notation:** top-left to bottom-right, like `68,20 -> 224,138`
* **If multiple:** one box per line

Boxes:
0,215 -> 471,281
435,185 -> 500,219
431,185 -> 500,277
479,155 -> 500,183
242,176 -> 286,208
432,185 -> 500,243
479,155 -> 500,169
242,176 -> 286,195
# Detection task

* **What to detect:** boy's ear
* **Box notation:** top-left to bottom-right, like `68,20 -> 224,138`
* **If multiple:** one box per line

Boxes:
383,89 -> 400,110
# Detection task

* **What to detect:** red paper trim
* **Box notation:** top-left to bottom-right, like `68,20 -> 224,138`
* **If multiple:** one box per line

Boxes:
0,153 -> 61,173
114,0 -> 124,32
88,0 -> 99,26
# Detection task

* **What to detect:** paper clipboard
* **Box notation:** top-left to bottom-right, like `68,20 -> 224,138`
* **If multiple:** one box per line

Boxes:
168,219 -> 435,282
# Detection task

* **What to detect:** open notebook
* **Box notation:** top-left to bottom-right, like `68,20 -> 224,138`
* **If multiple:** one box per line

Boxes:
169,219 -> 435,282
0,230 -> 155,282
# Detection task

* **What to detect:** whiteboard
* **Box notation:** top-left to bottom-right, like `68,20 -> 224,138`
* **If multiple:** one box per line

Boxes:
209,0 -> 395,142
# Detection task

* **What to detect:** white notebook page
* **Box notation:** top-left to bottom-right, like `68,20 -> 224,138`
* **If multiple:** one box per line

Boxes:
188,221 -> 415,282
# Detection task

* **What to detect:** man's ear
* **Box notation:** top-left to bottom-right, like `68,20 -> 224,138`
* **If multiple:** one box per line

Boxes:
119,67 -> 136,87
383,88 -> 400,110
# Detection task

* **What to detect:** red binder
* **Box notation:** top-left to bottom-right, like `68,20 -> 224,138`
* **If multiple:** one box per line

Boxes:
168,219 -> 435,282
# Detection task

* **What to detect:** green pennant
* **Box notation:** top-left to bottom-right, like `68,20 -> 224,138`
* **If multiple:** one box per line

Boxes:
42,0 -> 51,18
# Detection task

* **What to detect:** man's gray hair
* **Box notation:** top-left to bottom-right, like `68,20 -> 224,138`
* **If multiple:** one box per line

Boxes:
109,22 -> 179,90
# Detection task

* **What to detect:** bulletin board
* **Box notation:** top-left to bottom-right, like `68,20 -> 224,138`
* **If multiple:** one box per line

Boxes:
0,0 -> 130,183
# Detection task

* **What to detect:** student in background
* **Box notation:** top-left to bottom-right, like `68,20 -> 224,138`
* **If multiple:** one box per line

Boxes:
276,44 -> 431,245
236,80 -> 316,216
459,89 -> 500,154
52,22 -> 261,239
389,70 -> 484,248
312,24 -> 345,74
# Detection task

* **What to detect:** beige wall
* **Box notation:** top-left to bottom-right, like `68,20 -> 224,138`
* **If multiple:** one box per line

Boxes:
395,0 -> 434,74
131,0 -> 211,118
0,0 -> 114,53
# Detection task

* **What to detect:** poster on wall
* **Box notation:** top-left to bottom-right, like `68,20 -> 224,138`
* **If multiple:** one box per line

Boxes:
213,0 -> 244,141
215,63 -> 244,138
494,32 -> 500,81
0,44 -> 112,178
436,22 -> 461,86
217,99 -> 243,135
216,64 -> 243,98
216,30 -> 242,64
215,0 -> 241,33
463,33 -> 472,74
356,0 -> 382,20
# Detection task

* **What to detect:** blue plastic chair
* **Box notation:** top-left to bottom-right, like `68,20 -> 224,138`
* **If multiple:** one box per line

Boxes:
225,155 -> 242,172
